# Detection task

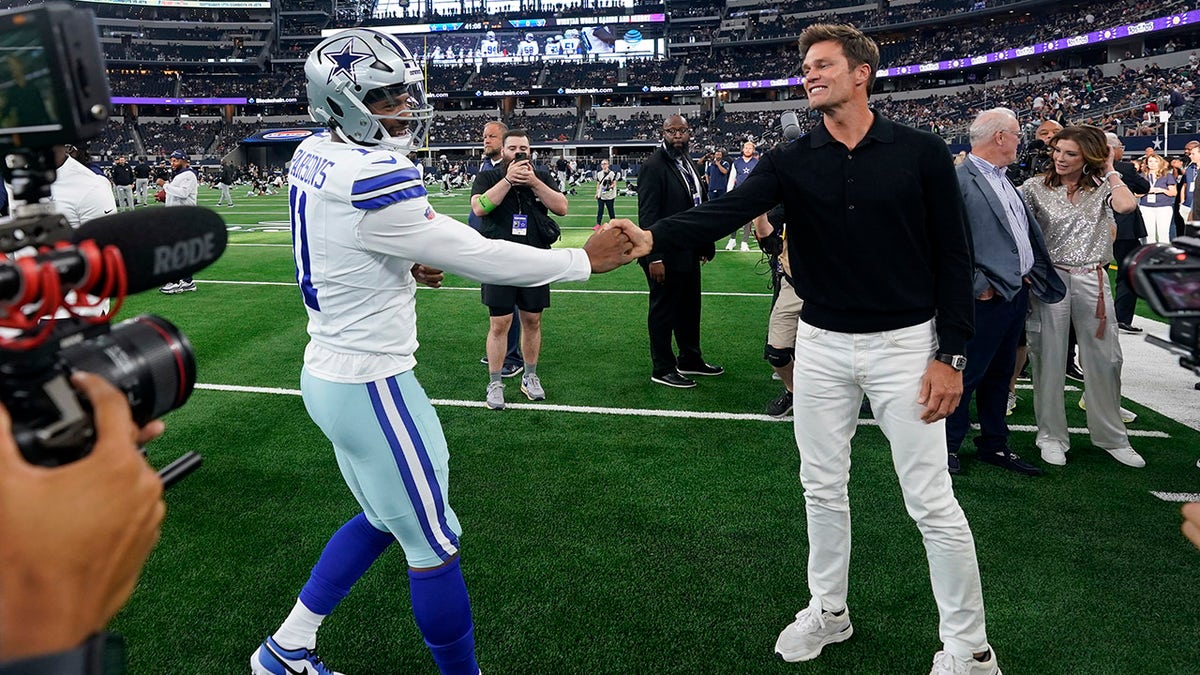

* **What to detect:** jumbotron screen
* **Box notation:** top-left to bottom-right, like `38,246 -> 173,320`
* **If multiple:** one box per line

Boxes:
74,0 -> 271,9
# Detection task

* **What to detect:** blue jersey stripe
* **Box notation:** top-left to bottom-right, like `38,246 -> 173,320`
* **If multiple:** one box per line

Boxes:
386,376 -> 458,552
352,167 -> 422,194
366,380 -> 454,561
351,184 -> 428,210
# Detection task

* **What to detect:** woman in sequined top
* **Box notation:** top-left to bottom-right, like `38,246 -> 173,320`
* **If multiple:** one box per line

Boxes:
1137,154 -> 1177,243
1019,125 -> 1145,469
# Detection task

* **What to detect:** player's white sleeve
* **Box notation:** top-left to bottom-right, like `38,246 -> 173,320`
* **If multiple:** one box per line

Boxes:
164,171 -> 198,199
357,198 -> 591,286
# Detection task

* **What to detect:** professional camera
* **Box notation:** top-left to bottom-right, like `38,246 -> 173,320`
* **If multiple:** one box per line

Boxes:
1007,138 -> 1051,185
1124,236 -> 1200,376
0,4 -> 221,478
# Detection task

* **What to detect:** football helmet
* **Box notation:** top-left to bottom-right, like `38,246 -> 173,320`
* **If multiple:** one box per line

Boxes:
564,29 -> 580,39
305,29 -> 433,152
485,30 -> 496,39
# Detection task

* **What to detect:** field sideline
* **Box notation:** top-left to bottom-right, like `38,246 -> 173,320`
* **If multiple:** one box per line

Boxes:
109,186 -> 1200,673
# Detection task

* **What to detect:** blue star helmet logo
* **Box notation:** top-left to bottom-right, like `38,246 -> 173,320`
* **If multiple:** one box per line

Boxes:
325,38 -> 373,85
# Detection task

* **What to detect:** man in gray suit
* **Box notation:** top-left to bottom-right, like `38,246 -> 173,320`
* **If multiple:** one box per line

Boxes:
947,108 -> 1066,475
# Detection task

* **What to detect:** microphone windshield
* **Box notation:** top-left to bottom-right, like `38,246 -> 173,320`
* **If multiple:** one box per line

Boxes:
781,111 -> 802,141
71,207 -> 228,295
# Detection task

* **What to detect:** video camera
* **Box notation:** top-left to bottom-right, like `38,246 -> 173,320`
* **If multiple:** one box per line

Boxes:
1125,237 -> 1200,376
1006,138 -> 1051,185
0,3 -> 225,482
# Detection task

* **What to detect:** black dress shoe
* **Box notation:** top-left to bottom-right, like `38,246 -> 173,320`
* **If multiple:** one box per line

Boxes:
651,371 -> 697,388
677,361 -> 724,376
1117,322 -> 1144,334
947,453 -> 962,475
977,450 -> 1043,476
1065,363 -> 1085,382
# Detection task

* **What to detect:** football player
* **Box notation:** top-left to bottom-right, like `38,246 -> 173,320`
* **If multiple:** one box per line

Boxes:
560,28 -> 581,55
517,32 -> 538,58
479,29 -> 499,57
250,28 -> 635,675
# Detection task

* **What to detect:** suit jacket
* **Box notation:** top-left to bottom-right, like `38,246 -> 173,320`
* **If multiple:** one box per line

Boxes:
957,159 -> 1065,304
1113,160 -> 1150,241
637,146 -> 716,268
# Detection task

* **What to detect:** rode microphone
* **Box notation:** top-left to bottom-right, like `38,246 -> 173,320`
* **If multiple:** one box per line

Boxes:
780,111 -> 802,141
0,206 -> 228,305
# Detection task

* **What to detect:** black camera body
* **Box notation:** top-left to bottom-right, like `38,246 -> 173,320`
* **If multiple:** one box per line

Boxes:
0,4 -> 203,477
1125,236 -> 1200,374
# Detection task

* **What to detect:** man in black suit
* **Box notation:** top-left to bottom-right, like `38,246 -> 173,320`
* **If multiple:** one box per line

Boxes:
637,114 -> 722,388
1105,132 -> 1151,334
949,108 -> 1065,476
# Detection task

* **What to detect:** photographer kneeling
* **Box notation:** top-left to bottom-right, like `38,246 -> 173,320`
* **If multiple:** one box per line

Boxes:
0,373 -> 165,674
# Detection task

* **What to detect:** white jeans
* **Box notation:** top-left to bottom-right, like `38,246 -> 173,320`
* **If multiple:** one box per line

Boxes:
792,318 -> 989,659
1139,205 -> 1174,243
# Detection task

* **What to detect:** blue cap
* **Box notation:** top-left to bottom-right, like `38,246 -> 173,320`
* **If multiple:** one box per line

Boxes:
169,149 -> 188,160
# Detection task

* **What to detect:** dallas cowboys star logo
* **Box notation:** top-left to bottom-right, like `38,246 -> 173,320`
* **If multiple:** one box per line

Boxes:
324,39 -> 373,85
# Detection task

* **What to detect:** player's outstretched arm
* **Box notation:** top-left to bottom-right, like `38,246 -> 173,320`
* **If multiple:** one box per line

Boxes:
0,372 -> 165,662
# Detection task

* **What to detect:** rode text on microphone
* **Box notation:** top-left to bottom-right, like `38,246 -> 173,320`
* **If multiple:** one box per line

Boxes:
0,3 -> 218,482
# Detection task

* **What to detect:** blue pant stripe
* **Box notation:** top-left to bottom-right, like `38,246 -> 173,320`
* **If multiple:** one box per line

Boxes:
385,376 -> 459,552
365,380 -> 455,560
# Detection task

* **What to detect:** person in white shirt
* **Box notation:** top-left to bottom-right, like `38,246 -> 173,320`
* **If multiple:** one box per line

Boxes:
46,148 -> 118,317
249,28 -> 636,675
157,149 -> 199,294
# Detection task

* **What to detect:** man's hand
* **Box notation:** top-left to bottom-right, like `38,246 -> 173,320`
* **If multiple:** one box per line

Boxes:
583,226 -> 633,273
0,372 -> 166,661
155,178 -> 165,186
1183,502 -> 1200,552
976,286 -> 996,301
411,264 -> 444,288
917,359 -> 963,423
648,261 -> 666,282
606,218 -> 653,258
506,160 -> 533,186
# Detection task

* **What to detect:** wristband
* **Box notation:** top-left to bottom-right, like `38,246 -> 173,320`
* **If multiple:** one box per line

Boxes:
1103,170 -> 1121,181
503,176 -> 513,186
478,194 -> 495,213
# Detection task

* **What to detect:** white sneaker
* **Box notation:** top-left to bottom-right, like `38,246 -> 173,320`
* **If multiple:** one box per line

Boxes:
724,238 -> 736,251
773,600 -> 853,662
1039,445 -> 1068,466
520,373 -> 545,401
159,282 -> 180,294
1104,446 -> 1146,468
1005,392 -> 1017,416
485,381 -> 505,410
929,648 -> 1000,675
740,242 -> 750,252
251,636 -> 344,675
1077,397 -> 1137,423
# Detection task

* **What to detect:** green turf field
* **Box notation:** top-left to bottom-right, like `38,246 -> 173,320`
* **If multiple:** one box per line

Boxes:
109,184 -> 1200,673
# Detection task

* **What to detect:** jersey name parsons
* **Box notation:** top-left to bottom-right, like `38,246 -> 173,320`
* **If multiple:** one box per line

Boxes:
291,147 -> 337,189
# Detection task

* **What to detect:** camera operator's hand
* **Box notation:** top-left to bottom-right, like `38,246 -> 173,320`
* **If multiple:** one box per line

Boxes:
1184,502 -> 1200,552
506,159 -> 533,186
0,372 -> 165,662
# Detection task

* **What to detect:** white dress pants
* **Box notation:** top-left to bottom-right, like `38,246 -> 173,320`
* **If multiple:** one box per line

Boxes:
792,318 -> 989,659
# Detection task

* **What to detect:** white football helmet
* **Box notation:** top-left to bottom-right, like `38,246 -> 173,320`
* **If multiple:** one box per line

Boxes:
305,29 -> 433,152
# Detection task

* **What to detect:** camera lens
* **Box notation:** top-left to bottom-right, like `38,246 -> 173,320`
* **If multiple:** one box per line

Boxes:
59,314 -> 196,425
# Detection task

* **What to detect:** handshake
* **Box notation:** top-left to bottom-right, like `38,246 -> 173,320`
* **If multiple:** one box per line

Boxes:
582,219 -> 654,272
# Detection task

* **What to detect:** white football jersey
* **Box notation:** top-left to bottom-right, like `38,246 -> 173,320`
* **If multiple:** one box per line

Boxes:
560,37 -> 580,54
480,38 -> 499,56
545,42 -> 561,56
517,40 -> 538,56
288,132 -> 591,383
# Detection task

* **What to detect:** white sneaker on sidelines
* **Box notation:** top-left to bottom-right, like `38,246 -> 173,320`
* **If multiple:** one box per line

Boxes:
1076,397 -> 1137,422
1006,392 -> 1017,416
251,636 -> 344,675
773,600 -> 853,662
521,373 -> 545,401
724,238 -> 736,251
1104,446 -> 1146,468
929,648 -> 1000,675
485,382 -> 505,410
175,281 -> 197,293
159,282 -> 180,294
740,242 -> 750,252
1039,444 -> 1068,466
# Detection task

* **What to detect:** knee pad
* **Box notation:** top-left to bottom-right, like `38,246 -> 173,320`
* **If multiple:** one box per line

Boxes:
764,343 -> 794,368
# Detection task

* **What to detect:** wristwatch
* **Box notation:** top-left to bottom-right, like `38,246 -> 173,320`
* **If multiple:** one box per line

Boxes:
935,353 -> 968,371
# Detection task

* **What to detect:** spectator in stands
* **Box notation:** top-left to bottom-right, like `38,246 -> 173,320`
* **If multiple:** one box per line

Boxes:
1020,125 -> 1143,468
1138,154 -> 1177,243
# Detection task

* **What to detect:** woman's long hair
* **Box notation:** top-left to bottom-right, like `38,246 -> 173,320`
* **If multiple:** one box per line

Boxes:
1143,154 -> 1167,180
1041,124 -> 1109,190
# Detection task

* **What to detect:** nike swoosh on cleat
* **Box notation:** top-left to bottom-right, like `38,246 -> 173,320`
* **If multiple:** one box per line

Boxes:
263,644 -> 315,675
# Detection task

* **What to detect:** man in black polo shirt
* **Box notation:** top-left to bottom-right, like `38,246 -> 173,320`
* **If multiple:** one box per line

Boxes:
133,158 -> 152,206
613,23 -> 998,675
470,128 -> 567,411
110,156 -> 135,212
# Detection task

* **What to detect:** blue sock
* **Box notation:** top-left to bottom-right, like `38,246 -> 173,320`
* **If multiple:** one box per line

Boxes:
298,513 -> 395,615
409,557 -> 478,675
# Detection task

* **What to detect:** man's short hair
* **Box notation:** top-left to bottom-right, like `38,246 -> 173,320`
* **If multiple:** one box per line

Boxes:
503,128 -> 529,142
797,23 -> 880,94
967,107 -> 1017,146
484,120 -> 508,133
1186,140 -> 1200,152
1104,132 -> 1122,148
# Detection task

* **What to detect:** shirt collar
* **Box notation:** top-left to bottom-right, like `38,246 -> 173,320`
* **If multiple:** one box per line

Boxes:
968,153 -> 1008,178
809,110 -> 894,149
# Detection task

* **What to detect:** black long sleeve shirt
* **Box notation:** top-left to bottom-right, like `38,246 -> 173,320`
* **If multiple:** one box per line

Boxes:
649,113 -> 975,354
